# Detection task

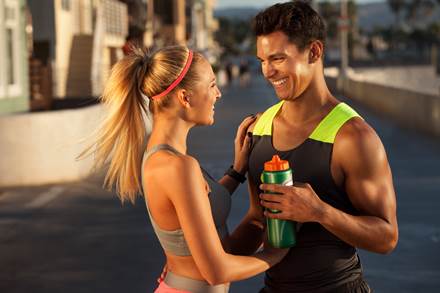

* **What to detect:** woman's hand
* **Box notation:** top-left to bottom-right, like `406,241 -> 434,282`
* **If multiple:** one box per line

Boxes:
259,231 -> 289,266
233,115 -> 256,174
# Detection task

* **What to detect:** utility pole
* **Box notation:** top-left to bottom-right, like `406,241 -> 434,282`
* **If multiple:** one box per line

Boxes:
338,0 -> 349,91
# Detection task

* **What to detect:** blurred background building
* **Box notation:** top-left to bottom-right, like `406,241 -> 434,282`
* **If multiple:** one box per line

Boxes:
0,0 -> 219,187
0,0 -> 219,115
0,0 -> 29,114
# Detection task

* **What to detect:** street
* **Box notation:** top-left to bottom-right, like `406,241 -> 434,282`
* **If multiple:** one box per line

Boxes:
1,73 -> 440,293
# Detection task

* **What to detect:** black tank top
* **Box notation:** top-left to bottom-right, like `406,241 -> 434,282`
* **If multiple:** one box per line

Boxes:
248,101 -> 364,292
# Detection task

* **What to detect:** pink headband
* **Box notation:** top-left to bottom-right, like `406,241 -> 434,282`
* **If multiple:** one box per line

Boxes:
151,50 -> 194,100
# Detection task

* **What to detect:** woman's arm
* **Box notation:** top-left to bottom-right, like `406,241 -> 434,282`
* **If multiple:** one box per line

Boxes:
218,115 -> 255,194
222,174 -> 266,255
220,114 -> 266,254
165,155 -> 286,285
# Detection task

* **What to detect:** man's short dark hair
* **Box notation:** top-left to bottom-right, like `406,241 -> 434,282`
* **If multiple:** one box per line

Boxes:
253,1 -> 326,51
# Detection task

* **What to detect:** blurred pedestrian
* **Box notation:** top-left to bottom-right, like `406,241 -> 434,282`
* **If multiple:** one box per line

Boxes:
217,65 -> 228,87
79,46 -> 287,292
122,36 -> 134,56
231,62 -> 240,84
225,61 -> 233,85
366,38 -> 376,60
239,59 -> 250,87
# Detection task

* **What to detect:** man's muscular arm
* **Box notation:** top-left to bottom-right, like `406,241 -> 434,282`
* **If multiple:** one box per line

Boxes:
322,118 -> 398,253
260,118 -> 398,254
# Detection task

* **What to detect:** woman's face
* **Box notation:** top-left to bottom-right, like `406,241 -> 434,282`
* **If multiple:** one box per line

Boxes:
187,58 -> 221,125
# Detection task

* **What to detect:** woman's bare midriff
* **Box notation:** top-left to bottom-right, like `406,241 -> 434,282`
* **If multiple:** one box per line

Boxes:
165,252 -> 205,280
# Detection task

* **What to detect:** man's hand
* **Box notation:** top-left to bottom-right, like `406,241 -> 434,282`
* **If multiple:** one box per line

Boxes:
259,182 -> 327,223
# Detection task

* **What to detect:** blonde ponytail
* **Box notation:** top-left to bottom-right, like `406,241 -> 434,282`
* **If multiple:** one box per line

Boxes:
80,48 -> 149,203
80,46 -> 202,203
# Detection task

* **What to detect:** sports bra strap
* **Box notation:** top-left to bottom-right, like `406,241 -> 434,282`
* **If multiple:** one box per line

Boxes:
142,144 -> 192,256
144,144 -> 182,161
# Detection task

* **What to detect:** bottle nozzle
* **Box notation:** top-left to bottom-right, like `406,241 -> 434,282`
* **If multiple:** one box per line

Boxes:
264,155 -> 290,171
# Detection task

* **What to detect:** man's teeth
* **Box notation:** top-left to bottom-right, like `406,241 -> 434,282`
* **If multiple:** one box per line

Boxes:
273,78 -> 287,86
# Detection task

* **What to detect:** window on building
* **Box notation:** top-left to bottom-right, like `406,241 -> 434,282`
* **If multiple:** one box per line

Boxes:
61,0 -> 71,11
154,0 -> 174,25
0,0 -> 22,98
104,0 -> 127,36
6,28 -> 14,85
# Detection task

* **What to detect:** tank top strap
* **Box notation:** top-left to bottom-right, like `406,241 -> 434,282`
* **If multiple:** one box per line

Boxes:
253,100 -> 285,136
309,102 -> 363,144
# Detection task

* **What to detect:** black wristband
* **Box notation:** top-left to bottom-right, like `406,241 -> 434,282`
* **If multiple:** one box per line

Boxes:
225,165 -> 246,183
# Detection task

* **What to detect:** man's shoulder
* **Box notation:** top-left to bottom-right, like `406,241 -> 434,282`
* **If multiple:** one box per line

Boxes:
337,117 -> 378,144
248,112 -> 263,133
334,117 -> 385,168
249,101 -> 284,135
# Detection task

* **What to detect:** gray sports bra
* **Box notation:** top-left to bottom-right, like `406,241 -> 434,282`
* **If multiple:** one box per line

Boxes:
142,144 -> 231,256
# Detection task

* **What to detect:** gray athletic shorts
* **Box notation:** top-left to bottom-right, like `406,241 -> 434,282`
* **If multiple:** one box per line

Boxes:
163,271 -> 230,293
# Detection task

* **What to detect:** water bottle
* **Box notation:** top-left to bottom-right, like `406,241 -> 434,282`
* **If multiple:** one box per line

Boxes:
261,155 -> 296,248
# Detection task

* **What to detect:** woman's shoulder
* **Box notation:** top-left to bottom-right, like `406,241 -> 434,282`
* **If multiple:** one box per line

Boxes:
148,153 -> 208,203
144,151 -> 201,177
170,154 -> 201,174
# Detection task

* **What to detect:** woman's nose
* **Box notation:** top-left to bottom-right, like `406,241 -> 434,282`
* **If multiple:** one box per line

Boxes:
216,87 -> 222,100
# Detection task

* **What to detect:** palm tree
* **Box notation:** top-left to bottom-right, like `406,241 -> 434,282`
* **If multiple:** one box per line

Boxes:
387,0 -> 406,29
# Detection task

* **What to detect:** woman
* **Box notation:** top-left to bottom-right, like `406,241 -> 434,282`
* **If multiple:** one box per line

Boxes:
82,46 -> 287,292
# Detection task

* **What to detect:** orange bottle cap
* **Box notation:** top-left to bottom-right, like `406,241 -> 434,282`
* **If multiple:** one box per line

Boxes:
264,155 -> 290,171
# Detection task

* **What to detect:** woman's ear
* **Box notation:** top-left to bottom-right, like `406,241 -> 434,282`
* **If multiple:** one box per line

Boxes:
176,89 -> 191,108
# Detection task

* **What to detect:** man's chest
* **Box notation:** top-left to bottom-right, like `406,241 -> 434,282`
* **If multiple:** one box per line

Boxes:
271,118 -> 321,151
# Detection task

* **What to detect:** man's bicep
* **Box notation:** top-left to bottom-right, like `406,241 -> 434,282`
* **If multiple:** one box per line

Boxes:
346,168 -> 396,222
337,120 -> 397,221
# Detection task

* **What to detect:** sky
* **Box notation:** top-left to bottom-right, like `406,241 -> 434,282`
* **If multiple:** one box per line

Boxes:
215,0 -> 385,9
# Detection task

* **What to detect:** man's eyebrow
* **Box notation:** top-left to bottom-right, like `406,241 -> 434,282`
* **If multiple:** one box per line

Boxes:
257,53 -> 286,61
268,53 -> 286,58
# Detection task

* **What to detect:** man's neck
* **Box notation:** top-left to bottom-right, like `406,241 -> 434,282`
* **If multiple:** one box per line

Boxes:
279,75 -> 336,125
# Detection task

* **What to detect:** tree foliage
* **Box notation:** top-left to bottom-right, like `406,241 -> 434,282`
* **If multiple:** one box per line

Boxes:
385,0 -> 440,52
215,17 -> 254,57
387,0 -> 440,24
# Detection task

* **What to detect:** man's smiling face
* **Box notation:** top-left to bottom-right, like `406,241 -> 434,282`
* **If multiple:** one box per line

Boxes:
256,31 -> 314,101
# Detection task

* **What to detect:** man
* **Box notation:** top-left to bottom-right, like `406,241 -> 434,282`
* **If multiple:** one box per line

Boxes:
228,1 -> 398,292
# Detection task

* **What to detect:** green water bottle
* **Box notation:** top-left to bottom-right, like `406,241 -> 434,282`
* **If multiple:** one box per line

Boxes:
261,155 -> 296,248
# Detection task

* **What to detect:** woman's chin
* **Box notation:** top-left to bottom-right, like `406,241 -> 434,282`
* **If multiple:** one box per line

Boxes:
207,118 -> 215,125
197,118 -> 214,126
207,113 -> 215,125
